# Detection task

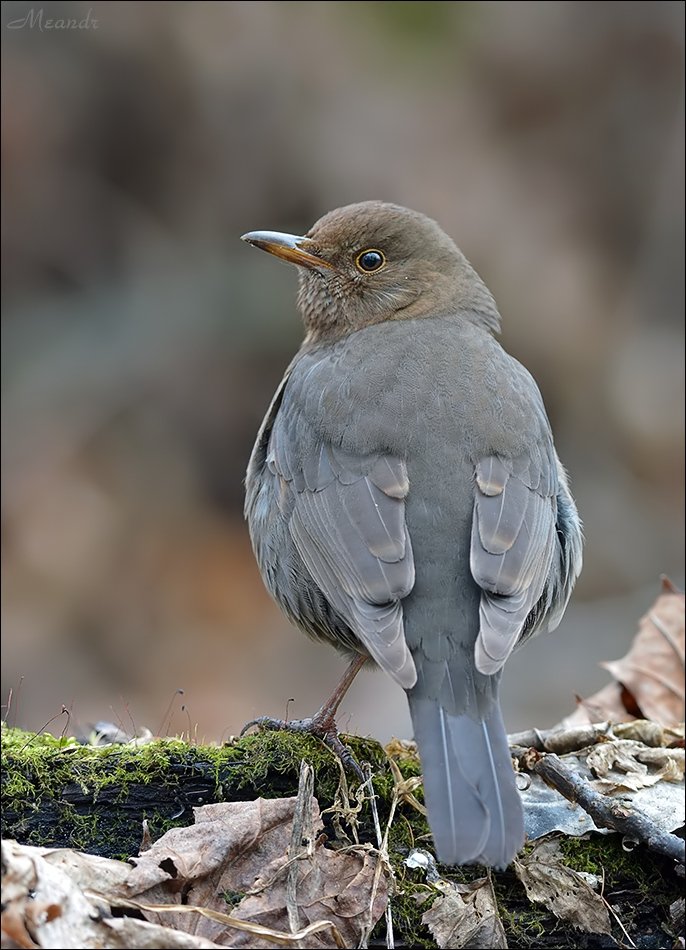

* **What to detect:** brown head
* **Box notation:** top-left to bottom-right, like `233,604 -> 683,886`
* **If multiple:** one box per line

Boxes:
241,201 -> 500,342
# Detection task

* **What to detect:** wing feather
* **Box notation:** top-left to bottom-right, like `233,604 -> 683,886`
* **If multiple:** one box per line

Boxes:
471,453 -> 557,675
270,417 -> 417,688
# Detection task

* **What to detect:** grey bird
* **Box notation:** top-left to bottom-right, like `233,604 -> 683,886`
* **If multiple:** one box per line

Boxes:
241,201 -> 583,868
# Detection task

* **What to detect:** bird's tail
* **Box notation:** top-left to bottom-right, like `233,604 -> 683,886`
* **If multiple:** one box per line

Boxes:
408,695 -> 524,868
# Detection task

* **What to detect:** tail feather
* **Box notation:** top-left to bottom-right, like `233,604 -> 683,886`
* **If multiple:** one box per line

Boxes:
409,696 -> 524,868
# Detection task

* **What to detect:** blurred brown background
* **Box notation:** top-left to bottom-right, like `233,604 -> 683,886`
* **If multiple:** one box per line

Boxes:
2,1 -> 684,743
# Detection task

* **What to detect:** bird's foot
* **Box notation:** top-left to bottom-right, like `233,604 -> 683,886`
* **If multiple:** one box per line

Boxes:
240,711 -> 365,782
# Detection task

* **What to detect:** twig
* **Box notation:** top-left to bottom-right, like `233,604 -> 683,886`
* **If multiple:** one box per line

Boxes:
508,719 -> 681,754
508,722 -> 612,754
286,760 -> 315,943
531,752 -> 686,864
358,763 -> 395,950
97,895 -> 347,948
320,755 -> 363,846
602,893 -> 637,949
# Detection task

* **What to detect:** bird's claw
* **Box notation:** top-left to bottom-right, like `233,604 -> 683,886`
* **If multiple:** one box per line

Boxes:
239,712 -> 365,782
239,715 -> 282,737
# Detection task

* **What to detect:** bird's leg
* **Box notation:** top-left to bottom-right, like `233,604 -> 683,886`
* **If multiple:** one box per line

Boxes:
240,654 -> 368,780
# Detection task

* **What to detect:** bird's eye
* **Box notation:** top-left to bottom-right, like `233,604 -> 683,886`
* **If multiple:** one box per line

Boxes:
355,249 -> 386,273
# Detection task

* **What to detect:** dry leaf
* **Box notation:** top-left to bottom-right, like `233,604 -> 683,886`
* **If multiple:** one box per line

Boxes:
421,877 -> 507,950
384,737 -> 418,759
562,580 -> 685,727
613,720 -> 683,746
514,840 -> 611,935
97,916 -> 226,948
590,758 -> 683,793
0,840 -> 223,949
585,739 -> 685,793
122,798 -> 387,949
561,684 -> 629,727
230,841 -> 385,948
42,846 -> 131,893
603,582 -> 685,726
586,740 -> 650,778
124,798 -> 301,898
635,746 -> 685,774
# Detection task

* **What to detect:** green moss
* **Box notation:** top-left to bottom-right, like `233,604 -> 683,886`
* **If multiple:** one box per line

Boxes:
1,727 -> 79,753
221,890 -> 245,907
1,725 -> 398,860
559,834 -> 664,894
559,832 -> 680,942
384,884 -> 438,949
3,725 -> 238,858
496,898 -> 548,947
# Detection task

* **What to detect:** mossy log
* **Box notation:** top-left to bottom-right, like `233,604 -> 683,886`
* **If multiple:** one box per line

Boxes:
2,726 -> 682,949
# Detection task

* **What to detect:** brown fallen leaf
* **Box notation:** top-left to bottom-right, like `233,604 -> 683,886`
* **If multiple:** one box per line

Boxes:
1,903 -> 39,950
120,798 -> 388,949
564,682 -> 644,727
124,798 -> 301,898
96,915 -> 227,948
421,877 -> 507,950
591,774 -> 671,795
562,579 -> 685,727
42,846 -> 131,893
1,840 -> 224,949
603,580 -> 685,726
635,746 -> 685,772
229,841 -> 385,948
513,840 -> 611,935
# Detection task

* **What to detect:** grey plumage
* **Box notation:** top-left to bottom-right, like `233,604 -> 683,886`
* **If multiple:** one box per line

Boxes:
243,202 -> 583,868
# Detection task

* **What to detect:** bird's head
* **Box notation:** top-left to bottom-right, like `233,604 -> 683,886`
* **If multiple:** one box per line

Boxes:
241,201 -> 500,342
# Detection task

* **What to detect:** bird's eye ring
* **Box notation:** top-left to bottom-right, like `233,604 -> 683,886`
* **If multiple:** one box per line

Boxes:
355,249 -> 386,273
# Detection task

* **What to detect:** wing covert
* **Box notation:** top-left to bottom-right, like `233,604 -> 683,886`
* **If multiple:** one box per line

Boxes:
471,453 -> 558,675
269,419 -> 417,689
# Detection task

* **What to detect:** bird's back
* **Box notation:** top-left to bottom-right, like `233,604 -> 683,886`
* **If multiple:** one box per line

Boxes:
278,312 -> 555,705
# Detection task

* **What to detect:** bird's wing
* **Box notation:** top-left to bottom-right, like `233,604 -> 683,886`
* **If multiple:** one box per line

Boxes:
470,452 -> 558,675
268,416 -> 417,689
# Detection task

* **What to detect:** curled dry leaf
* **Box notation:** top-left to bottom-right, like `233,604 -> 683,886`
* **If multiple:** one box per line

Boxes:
384,737 -> 418,759
514,840 -> 611,935
562,580 -> 685,727
636,746 -> 685,772
421,877 -> 507,950
0,840 -> 223,949
583,737 -> 685,794
613,720 -> 684,747
586,740 -> 652,778
585,738 -> 685,790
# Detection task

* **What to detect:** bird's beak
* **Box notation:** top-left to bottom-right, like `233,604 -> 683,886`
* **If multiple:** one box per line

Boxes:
240,230 -> 333,271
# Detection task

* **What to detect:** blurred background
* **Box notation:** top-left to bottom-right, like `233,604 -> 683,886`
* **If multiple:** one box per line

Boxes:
2,1 -> 684,743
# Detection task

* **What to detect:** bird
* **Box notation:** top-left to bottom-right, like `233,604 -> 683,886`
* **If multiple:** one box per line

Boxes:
241,201 -> 583,868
